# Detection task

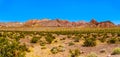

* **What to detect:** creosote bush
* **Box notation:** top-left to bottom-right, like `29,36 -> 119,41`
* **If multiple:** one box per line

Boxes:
74,37 -> 80,42
69,42 -> 75,46
50,47 -> 58,54
83,38 -> 96,47
111,47 -> 120,55
45,34 -> 55,44
99,37 -> 106,43
69,49 -> 81,57
30,37 -> 39,43
107,38 -> 117,44
40,41 -> 46,46
58,45 -> 65,52
51,45 -> 65,54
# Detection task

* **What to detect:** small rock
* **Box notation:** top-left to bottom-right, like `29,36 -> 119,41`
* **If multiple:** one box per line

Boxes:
107,54 -> 111,57
100,49 -> 106,53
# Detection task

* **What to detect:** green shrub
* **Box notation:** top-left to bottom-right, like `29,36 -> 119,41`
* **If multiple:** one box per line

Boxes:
107,38 -> 117,44
60,37 -> 66,40
99,38 -> 106,43
58,45 -> 65,52
41,46 -> 47,49
111,47 -> 120,55
69,49 -> 81,57
54,40 -> 58,43
67,35 -> 71,38
69,42 -> 75,46
50,46 -> 65,54
74,37 -> 80,42
45,35 -> 55,44
117,37 -> 120,42
30,37 -> 39,43
40,41 -> 46,46
87,52 -> 97,57
51,47 -> 58,54
0,37 -> 28,57
83,38 -> 96,47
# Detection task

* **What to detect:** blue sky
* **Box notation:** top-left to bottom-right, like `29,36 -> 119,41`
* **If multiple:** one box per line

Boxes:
0,0 -> 120,24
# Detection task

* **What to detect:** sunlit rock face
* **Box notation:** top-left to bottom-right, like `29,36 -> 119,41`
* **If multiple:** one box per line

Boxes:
0,19 -> 116,28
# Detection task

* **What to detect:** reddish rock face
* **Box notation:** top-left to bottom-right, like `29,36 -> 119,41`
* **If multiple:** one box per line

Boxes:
90,19 -> 98,25
98,21 -> 115,28
89,19 -> 115,28
0,19 -> 116,28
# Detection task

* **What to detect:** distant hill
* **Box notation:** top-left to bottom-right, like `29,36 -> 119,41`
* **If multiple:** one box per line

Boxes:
0,19 -> 116,28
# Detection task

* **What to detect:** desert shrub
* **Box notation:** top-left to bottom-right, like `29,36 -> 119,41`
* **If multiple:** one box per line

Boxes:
50,46 -> 65,54
111,47 -> 120,55
30,37 -> 39,43
60,37 -> 66,40
67,35 -> 72,38
74,37 -> 80,42
51,47 -> 58,54
69,49 -> 81,57
117,37 -> 120,42
87,52 -> 97,57
69,42 -> 75,46
83,38 -> 96,47
54,40 -> 58,43
0,37 -> 28,57
40,41 -> 46,46
41,46 -> 47,49
107,38 -> 117,44
45,35 -> 55,44
118,33 -> 120,36
58,45 -> 65,52
99,37 -> 106,43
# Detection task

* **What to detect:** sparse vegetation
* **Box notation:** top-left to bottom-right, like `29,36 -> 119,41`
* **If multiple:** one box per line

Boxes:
0,27 -> 120,57
0,35 -> 28,57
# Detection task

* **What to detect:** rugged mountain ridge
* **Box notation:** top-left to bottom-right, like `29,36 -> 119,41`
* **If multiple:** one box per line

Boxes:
0,19 -> 116,28
24,19 -> 88,27
89,19 -> 115,28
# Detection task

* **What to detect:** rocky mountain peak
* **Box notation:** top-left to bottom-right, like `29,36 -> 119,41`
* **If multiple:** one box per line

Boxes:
90,19 -> 98,25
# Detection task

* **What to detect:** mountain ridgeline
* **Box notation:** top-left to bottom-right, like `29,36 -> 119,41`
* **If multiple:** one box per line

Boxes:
0,19 -> 116,28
